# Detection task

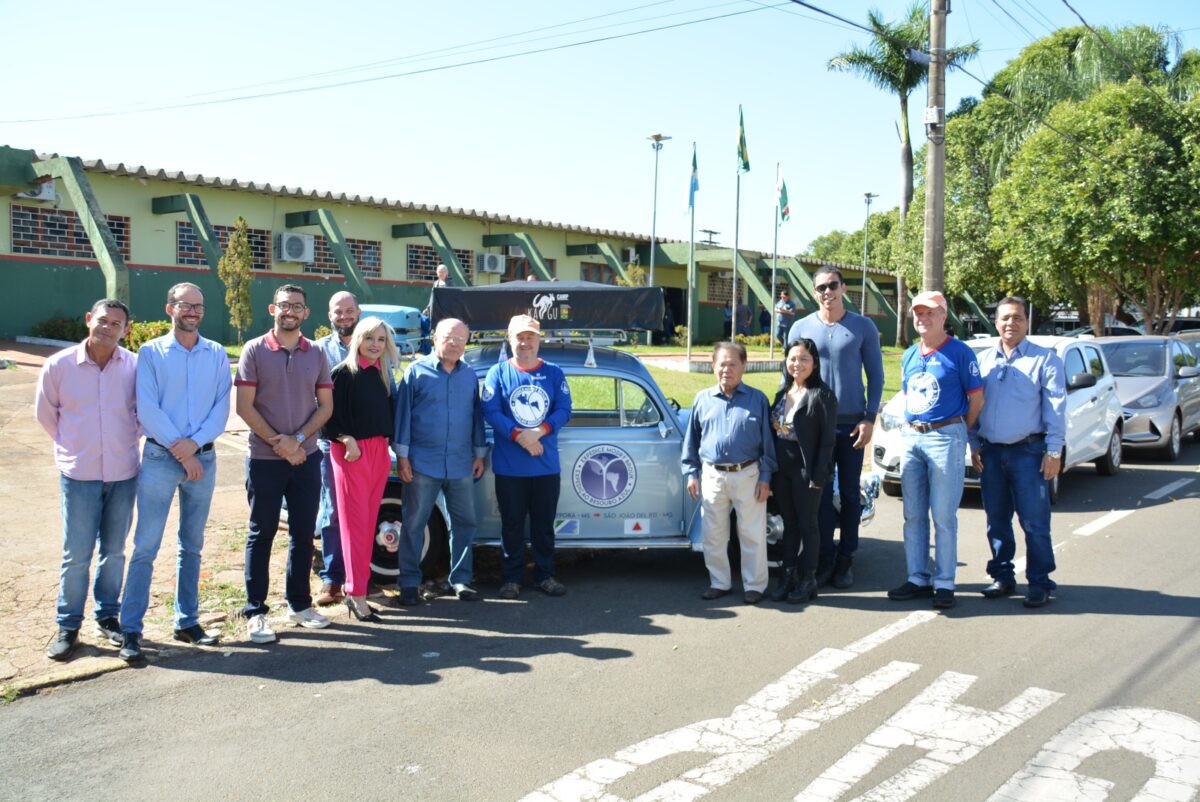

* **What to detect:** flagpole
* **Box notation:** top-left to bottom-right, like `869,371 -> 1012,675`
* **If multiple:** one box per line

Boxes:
731,171 -> 740,342
687,188 -> 696,367
770,198 -> 779,361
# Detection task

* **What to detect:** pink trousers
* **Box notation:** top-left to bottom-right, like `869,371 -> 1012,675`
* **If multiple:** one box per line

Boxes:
331,436 -> 391,597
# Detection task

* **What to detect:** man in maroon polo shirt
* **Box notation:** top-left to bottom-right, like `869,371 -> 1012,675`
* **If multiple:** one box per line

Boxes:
235,284 -> 334,644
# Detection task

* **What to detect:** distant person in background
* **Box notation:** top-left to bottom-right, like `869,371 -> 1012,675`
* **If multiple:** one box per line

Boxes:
758,304 -> 771,335
36,298 -> 139,661
735,300 -> 752,337
774,289 -> 796,346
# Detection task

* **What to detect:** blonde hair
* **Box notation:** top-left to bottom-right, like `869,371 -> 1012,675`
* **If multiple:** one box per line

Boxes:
338,316 -> 399,395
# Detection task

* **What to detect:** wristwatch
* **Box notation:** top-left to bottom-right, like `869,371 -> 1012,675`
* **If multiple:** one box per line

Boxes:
294,432 -> 306,444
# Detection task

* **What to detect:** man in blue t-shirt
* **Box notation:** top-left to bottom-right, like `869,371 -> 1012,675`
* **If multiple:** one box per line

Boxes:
482,315 -> 572,600
887,291 -> 984,610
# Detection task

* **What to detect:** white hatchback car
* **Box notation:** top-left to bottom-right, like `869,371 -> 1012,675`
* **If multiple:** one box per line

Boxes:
871,336 -> 1124,503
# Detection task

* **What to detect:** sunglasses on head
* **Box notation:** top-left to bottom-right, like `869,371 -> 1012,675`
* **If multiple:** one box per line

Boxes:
815,280 -> 841,293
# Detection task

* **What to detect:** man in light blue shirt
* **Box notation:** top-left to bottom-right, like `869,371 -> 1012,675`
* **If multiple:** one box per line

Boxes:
394,318 -> 487,602
969,297 -> 1066,609
119,282 -> 231,662
682,342 -> 777,604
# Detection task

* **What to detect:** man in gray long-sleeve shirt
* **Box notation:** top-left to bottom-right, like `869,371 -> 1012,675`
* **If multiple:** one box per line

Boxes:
788,266 -> 884,589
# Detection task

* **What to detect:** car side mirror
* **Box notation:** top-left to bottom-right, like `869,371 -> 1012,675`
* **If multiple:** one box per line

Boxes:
658,420 -> 673,439
1179,365 -> 1200,379
1067,372 -> 1097,391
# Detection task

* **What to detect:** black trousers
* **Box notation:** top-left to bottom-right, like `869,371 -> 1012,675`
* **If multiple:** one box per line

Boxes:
771,439 -> 823,574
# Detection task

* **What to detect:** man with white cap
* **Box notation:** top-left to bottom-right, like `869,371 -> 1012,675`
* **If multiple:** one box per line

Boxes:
888,290 -> 983,610
481,314 -> 572,599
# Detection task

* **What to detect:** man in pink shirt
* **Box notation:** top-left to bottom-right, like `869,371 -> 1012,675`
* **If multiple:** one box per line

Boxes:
35,298 -> 140,661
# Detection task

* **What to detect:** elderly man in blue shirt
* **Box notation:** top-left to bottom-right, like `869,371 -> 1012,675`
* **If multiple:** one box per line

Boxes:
969,296 -> 1066,609
682,342 -> 777,604
394,317 -> 488,602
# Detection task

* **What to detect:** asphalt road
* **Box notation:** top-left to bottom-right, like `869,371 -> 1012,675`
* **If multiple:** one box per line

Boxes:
3,450 -> 1199,802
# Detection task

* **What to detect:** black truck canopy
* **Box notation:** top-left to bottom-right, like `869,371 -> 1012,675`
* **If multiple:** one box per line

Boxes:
431,280 -> 665,332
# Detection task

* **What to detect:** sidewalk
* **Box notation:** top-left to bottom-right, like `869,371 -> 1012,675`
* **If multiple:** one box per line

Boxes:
0,340 -> 356,697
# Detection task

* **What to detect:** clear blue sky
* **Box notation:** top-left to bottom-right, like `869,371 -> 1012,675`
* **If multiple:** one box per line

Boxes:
2,1 -> 1197,258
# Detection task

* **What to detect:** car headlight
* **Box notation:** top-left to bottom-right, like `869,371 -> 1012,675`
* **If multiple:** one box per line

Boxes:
879,411 -> 903,431
1129,385 -> 1166,410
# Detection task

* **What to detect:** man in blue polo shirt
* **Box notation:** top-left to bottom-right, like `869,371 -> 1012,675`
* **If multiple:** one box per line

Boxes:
394,318 -> 487,604
969,297 -> 1065,609
888,291 -> 984,610
482,315 -> 572,600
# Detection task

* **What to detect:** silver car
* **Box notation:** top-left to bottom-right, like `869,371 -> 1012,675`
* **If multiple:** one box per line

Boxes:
1095,336 -> 1200,460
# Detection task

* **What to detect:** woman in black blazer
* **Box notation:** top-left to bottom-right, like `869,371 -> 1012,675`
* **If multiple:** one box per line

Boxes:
769,338 -> 838,604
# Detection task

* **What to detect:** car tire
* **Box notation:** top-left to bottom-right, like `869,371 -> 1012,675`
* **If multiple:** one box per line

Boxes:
882,480 -> 902,497
369,486 -> 450,587
1094,427 -> 1122,476
1160,415 -> 1182,461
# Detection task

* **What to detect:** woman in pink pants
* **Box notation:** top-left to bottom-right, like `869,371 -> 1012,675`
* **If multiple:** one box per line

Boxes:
323,316 -> 398,622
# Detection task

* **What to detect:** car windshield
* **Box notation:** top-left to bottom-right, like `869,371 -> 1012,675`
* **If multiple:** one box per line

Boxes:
1098,341 -> 1168,377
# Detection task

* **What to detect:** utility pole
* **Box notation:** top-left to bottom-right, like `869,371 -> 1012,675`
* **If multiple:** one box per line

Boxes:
646,134 -> 670,345
922,0 -> 948,292
861,192 -> 878,312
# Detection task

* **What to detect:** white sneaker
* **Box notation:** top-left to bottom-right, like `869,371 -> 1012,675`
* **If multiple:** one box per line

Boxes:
247,614 -> 277,643
287,606 -> 331,629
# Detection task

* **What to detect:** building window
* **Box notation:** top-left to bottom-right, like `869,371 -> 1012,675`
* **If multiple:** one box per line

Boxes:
176,221 -> 272,271
10,204 -> 131,261
580,261 -> 617,285
302,236 -> 383,278
502,257 -> 556,282
406,244 -> 474,283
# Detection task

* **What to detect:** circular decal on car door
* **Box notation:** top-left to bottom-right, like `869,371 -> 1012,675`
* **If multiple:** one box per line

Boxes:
572,445 -> 637,508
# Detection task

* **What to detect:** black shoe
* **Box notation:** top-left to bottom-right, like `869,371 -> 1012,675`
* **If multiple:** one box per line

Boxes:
47,628 -> 79,661
768,568 -> 797,602
743,590 -> 764,605
95,617 -> 122,646
1023,587 -> 1051,608
701,587 -> 731,600
119,633 -> 144,663
888,581 -> 934,601
787,573 -> 819,606
933,588 -> 956,609
831,554 -> 855,590
398,586 -> 421,606
814,559 -> 835,588
173,625 -> 219,646
981,580 -> 1016,599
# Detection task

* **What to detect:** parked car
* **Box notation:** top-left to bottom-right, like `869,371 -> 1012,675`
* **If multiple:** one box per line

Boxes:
1062,324 -> 1142,338
365,282 -> 880,585
358,303 -> 423,355
1094,336 -> 1200,460
872,336 -> 1124,503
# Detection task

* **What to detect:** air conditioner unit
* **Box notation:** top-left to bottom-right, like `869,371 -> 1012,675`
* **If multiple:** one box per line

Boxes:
623,247 -> 638,264
275,232 -> 315,263
477,252 -> 507,275
15,179 -> 55,202
505,245 -> 526,258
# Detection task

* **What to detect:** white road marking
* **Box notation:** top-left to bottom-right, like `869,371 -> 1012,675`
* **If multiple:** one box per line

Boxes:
1144,478 -> 1197,500
986,707 -> 1200,802
794,672 -> 1062,802
1074,510 -> 1135,537
520,612 -> 936,802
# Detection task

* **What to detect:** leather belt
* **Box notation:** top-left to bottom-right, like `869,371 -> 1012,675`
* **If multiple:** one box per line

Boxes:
983,432 -> 1045,446
907,416 -> 964,433
708,459 -> 757,473
147,437 -> 215,454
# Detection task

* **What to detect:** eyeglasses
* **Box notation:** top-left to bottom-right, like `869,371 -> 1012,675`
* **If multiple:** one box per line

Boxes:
274,302 -> 307,312
438,336 -> 468,346
171,302 -> 205,313
814,281 -> 841,293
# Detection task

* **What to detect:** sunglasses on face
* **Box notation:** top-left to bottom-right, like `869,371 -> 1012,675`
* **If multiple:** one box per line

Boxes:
815,280 -> 841,293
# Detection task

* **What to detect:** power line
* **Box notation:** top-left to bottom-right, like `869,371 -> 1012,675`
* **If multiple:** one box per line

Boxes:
1008,0 -> 1058,35
990,0 -> 1037,41
1,3 -> 785,124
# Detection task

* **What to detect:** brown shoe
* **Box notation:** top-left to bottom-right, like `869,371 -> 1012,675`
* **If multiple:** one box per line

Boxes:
315,583 -> 344,606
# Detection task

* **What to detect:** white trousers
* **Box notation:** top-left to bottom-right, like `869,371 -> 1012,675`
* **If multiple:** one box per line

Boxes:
700,462 -> 768,592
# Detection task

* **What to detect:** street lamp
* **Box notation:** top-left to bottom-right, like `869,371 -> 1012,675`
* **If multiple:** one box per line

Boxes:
647,133 -> 671,344
861,192 -> 878,312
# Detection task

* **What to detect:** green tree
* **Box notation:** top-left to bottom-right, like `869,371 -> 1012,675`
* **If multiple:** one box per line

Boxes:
991,83 -> 1200,333
217,216 -> 254,344
827,1 -> 978,343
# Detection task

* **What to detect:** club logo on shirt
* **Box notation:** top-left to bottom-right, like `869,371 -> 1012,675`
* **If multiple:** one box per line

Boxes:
969,360 -> 980,377
906,371 -> 940,414
510,384 -> 550,427
482,385 -> 494,402
572,445 -> 636,508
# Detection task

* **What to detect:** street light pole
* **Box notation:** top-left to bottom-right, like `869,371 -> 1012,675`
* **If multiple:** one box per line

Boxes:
862,192 -> 878,312
647,133 -> 671,345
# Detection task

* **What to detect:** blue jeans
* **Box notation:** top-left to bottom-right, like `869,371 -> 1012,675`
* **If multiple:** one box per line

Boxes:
979,439 -> 1056,591
401,472 -> 478,588
120,442 -> 217,634
56,475 -> 137,630
243,455 -> 321,618
818,423 -> 865,562
495,473 -> 559,585
315,441 -> 345,585
900,423 -> 967,590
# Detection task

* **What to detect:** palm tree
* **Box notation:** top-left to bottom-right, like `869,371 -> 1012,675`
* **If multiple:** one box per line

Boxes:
828,1 -> 978,345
